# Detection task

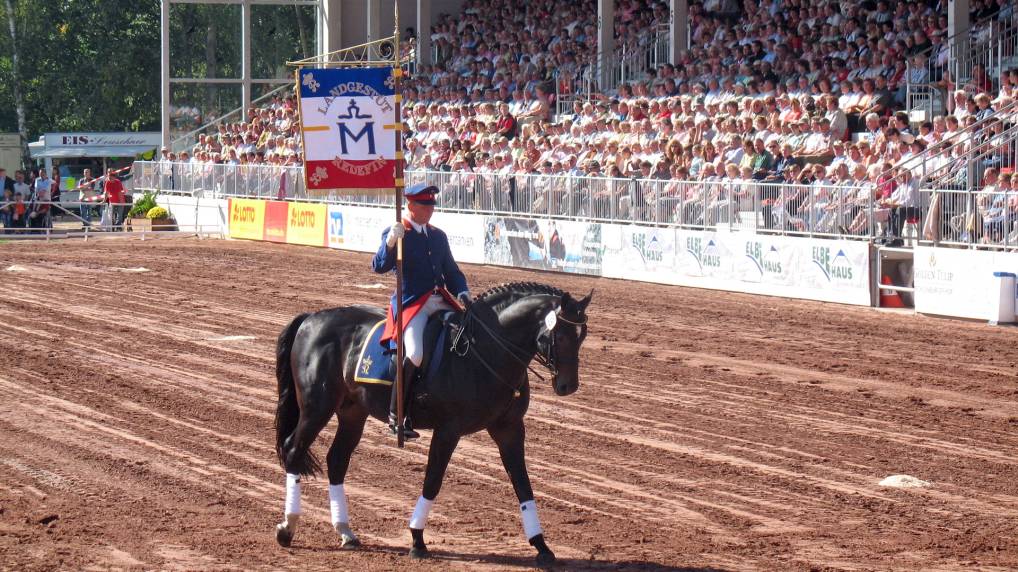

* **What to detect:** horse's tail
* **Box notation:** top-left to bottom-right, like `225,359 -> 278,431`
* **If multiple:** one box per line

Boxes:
274,312 -> 320,476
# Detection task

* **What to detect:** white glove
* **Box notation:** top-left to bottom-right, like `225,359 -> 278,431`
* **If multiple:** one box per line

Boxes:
385,223 -> 405,247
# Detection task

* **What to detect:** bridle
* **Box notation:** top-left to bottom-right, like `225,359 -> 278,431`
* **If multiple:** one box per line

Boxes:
451,302 -> 587,396
535,312 -> 587,377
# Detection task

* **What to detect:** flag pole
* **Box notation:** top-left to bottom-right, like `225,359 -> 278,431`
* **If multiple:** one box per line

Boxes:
392,2 -> 406,448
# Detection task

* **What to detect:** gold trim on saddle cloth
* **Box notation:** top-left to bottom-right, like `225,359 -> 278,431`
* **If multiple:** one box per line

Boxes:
354,320 -> 393,386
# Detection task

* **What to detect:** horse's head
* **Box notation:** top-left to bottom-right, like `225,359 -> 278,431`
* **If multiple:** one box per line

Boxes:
537,290 -> 592,396
476,282 -> 593,397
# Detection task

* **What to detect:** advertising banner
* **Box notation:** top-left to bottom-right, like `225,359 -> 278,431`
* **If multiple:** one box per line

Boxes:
286,202 -> 327,247
914,247 -> 1018,320
731,234 -> 795,286
297,67 -> 397,194
227,198 -> 265,241
326,204 -> 392,253
604,227 -> 871,305
327,205 -> 345,249
601,225 -> 681,284
431,211 -> 486,264
796,240 -> 870,303
483,217 -> 602,275
264,201 -> 289,243
676,229 -> 731,280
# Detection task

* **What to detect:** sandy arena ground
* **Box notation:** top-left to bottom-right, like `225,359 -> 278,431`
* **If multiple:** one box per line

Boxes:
1,236 -> 1017,571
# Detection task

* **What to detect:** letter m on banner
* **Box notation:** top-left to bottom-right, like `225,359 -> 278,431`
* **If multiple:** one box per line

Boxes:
297,67 -> 397,195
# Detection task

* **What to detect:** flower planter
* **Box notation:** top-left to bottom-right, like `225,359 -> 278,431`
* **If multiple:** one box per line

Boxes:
130,217 -> 177,232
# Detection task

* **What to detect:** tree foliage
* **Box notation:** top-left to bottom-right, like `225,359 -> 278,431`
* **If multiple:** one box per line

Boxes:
0,0 -> 313,158
0,0 -> 161,141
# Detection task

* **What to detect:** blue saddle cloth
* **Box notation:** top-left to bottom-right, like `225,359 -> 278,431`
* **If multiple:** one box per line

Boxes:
353,318 -> 450,386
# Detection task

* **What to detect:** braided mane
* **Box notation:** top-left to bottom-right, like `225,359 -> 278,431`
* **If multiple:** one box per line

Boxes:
475,281 -> 565,314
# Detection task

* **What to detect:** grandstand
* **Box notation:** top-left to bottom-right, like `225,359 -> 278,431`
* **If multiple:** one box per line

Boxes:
140,0 -> 1018,252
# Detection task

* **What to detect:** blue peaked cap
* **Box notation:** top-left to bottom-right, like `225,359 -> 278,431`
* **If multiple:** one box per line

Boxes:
405,183 -> 439,205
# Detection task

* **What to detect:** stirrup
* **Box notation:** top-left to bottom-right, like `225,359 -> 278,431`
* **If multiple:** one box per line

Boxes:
389,415 -> 420,440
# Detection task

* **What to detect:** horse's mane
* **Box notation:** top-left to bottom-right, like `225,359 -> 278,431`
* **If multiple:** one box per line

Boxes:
475,281 -> 565,314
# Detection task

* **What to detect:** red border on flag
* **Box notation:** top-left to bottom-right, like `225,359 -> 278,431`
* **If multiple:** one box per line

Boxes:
305,159 -> 397,191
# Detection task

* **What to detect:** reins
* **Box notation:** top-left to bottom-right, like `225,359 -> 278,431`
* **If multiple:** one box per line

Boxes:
450,301 -> 586,396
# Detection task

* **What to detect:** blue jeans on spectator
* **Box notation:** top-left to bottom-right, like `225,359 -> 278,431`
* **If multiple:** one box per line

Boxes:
0,210 -> 11,231
79,203 -> 92,225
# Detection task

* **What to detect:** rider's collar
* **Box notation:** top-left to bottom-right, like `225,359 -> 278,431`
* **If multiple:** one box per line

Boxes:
405,217 -> 428,236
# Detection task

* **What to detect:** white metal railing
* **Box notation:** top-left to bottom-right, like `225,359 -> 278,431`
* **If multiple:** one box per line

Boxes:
920,189 -> 1018,249
575,25 -> 672,96
132,161 -> 309,200
907,12 -> 1018,121
133,161 -> 879,240
902,101 -> 1018,194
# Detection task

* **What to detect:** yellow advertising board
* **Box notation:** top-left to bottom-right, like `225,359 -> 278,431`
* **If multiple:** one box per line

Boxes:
228,198 -> 266,240
286,202 -> 327,247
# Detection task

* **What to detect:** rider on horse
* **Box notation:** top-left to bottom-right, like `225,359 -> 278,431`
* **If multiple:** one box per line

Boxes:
372,183 -> 471,439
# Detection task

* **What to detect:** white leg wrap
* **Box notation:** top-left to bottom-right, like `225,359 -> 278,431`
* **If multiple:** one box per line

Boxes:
408,496 -> 434,530
284,473 -> 302,515
329,483 -> 349,526
520,500 -> 542,539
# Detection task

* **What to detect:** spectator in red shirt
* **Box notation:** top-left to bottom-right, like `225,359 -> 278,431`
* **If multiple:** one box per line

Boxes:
101,169 -> 128,230
495,102 -> 518,140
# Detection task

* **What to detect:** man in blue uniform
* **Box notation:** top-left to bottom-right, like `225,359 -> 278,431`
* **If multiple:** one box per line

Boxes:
372,183 -> 471,439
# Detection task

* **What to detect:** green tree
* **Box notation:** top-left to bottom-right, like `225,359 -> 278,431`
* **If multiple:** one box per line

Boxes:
0,0 -> 311,169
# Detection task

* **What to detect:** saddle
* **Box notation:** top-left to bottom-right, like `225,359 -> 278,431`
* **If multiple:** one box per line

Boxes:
354,312 -> 459,387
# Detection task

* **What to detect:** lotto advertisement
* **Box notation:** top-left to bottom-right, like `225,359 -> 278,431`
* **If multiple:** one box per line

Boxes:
483,217 -> 602,276
227,198 -> 266,241
263,201 -> 289,243
286,202 -> 328,247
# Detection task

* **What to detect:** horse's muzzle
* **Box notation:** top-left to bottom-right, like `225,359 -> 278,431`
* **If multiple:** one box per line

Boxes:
554,380 -> 578,396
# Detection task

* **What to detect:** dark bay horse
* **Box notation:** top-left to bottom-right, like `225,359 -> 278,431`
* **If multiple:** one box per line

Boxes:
273,282 -> 592,565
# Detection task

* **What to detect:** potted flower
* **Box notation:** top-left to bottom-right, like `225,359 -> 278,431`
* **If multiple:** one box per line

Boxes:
145,206 -> 176,231
127,191 -> 158,231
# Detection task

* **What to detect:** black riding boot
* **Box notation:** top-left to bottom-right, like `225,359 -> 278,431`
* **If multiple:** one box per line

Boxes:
389,360 -> 420,439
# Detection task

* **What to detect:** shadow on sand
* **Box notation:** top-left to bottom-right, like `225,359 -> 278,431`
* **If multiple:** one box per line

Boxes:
296,542 -> 729,571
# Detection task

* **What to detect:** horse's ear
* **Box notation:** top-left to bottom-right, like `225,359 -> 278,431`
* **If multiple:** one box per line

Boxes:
560,292 -> 574,307
578,289 -> 593,312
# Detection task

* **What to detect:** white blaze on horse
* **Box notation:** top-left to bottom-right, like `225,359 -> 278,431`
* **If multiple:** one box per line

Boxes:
272,282 -> 591,565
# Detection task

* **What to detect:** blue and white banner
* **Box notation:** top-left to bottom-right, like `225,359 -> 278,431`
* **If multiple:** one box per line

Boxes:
298,67 -> 398,194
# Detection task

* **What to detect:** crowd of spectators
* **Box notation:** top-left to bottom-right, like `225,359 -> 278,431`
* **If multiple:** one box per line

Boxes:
0,167 -> 58,233
0,166 -> 134,233
159,0 -> 1018,242
174,96 -> 304,168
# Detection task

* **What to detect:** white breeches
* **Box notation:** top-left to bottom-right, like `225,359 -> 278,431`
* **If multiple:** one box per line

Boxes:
405,295 -> 453,367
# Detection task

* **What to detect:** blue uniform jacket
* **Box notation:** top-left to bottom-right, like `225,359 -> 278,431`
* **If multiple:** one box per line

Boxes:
372,223 -> 469,309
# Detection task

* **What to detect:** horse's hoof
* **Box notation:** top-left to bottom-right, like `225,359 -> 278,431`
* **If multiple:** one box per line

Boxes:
535,550 -> 556,567
409,546 -> 430,559
275,524 -> 293,548
340,535 -> 361,549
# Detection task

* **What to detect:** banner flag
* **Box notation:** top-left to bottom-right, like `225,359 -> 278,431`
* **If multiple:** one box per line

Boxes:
297,67 -> 398,195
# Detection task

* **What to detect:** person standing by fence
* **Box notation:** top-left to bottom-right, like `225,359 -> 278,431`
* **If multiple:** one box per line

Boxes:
78,168 -> 97,227
29,169 -> 52,231
101,168 -> 127,230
